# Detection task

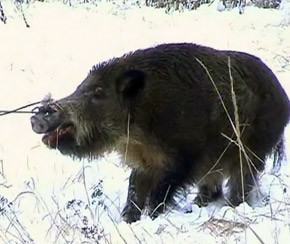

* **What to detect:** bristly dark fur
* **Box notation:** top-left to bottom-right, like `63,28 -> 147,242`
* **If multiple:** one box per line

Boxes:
90,62 -> 106,74
90,57 -> 120,74
31,43 -> 290,223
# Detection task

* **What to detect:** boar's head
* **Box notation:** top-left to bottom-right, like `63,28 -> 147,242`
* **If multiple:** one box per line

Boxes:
31,65 -> 145,158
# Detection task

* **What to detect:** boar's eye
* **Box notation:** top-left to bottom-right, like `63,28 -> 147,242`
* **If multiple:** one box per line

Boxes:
90,87 -> 104,104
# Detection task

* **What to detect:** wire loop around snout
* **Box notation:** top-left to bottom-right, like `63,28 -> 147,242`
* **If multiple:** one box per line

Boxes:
0,100 -> 43,117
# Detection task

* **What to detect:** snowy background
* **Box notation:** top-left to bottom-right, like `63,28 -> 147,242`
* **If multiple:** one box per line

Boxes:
0,0 -> 290,243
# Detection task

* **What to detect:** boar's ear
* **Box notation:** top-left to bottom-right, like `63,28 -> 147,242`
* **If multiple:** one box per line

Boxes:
116,70 -> 145,101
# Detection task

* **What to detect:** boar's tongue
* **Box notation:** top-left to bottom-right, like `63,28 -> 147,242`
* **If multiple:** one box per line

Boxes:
42,125 -> 75,148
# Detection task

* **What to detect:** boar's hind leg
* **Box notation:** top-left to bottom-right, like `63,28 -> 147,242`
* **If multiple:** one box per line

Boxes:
226,160 -> 261,206
122,169 -> 156,223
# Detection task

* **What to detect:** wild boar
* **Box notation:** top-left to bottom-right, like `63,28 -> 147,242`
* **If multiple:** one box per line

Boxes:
30,43 -> 290,223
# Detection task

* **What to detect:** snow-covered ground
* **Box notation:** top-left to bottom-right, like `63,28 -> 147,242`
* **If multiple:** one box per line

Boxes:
0,1 -> 290,243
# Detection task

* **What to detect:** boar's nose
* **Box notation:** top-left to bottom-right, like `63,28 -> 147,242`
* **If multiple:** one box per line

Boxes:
30,109 -> 61,134
30,115 -> 50,134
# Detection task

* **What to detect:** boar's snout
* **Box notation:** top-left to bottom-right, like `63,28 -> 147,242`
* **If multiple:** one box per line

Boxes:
30,115 -> 49,134
30,107 -> 61,134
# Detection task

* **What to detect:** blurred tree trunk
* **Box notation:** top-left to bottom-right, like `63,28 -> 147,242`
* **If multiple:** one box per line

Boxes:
253,0 -> 281,8
0,0 -> 7,24
280,0 -> 290,25
146,0 -> 211,10
146,0 -> 282,10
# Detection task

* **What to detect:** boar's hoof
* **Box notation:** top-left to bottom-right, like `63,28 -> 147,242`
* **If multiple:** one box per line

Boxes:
194,184 -> 223,207
121,205 -> 141,224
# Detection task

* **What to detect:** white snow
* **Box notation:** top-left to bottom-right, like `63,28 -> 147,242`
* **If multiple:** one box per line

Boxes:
0,1 -> 290,243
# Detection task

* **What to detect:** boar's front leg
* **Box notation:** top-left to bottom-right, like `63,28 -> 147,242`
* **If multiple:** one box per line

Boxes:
122,169 -> 155,223
146,170 -> 183,219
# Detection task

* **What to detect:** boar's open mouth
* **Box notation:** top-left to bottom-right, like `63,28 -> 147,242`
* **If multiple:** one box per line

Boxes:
42,123 -> 76,148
